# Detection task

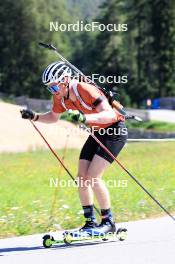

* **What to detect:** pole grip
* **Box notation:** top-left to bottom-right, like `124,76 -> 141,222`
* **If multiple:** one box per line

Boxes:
112,100 -> 127,116
112,100 -> 123,110
38,42 -> 57,51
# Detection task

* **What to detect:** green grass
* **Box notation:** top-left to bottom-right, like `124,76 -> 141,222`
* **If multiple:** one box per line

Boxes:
126,120 -> 175,132
0,142 -> 175,238
61,113 -> 175,132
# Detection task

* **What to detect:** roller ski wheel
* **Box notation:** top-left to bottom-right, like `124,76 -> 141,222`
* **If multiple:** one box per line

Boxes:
102,237 -> 109,241
63,231 -> 73,245
101,227 -> 127,242
116,228 -> 127,241
43,234 -> 55,248
63,230 -> 92,244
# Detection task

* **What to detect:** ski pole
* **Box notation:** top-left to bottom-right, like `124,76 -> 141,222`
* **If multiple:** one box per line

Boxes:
38,42 -> 142,122
80,125 -> 175,222
29,120 -> 101,215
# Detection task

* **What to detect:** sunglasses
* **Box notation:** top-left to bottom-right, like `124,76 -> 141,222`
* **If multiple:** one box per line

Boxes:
47,84 -> 61,94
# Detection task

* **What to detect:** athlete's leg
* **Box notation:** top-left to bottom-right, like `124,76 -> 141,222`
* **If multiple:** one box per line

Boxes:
85,154 -> 116,235
77,159 -> 93,206
85,123 -> 127,233
86,154 -> 111,209
87,122 -> 127,211
77,135 -> 99,227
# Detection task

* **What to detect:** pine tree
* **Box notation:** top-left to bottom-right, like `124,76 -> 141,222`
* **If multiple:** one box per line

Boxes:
151,0 -> 175,97
87,0 -> 129,103
0,0 -> 71,98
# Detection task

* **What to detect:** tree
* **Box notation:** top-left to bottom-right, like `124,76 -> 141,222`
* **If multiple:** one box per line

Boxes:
90,0 -> 175,106
0,0 -> 71,98
82,0 -> 130,104
151,0 -> 175,97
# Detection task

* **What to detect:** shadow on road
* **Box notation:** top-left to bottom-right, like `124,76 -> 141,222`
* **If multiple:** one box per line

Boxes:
0,246 -> 45,254
0,240 -> 118,255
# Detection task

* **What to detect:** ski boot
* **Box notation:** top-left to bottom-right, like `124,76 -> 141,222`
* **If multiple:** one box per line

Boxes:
79,218 -> 98,232
63,219 -> 127,244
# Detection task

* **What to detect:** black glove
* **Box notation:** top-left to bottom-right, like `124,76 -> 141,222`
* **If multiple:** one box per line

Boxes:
20,109 -> 35,120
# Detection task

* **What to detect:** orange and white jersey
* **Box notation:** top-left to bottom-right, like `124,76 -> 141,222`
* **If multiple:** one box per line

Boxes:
52,81 -> 124,129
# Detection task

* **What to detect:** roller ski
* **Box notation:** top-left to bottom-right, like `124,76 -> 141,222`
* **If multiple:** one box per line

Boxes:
42,219 -> 127,248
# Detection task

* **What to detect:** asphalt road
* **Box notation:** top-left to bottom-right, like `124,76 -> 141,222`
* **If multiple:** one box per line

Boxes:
0,216 -> 175,264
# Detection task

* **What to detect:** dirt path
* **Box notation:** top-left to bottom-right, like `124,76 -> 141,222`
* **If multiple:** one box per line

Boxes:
0,102 -> 87,152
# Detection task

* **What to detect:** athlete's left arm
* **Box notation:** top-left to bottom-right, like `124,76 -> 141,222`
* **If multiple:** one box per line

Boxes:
85,100 -> 117,124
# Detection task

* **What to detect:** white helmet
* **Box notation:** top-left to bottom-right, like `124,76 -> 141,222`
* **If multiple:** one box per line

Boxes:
42,61 -> 72,85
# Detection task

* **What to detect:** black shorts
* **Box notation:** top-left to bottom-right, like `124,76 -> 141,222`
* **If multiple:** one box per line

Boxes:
79,121 -> 128,163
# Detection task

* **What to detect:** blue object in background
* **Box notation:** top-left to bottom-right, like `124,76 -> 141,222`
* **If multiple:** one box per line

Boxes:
152,98 -> 159,109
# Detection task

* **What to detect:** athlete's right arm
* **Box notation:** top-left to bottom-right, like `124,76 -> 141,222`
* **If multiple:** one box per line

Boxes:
37,95 -> 65,123
36,111 -> 60,123
20,109 -> 60,123
21,96 -> 64,123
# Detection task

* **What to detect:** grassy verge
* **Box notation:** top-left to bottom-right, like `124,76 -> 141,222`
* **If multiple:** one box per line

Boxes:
61,113 -> 175,132
0,142 -> 175,238
126,120 -> 175,132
